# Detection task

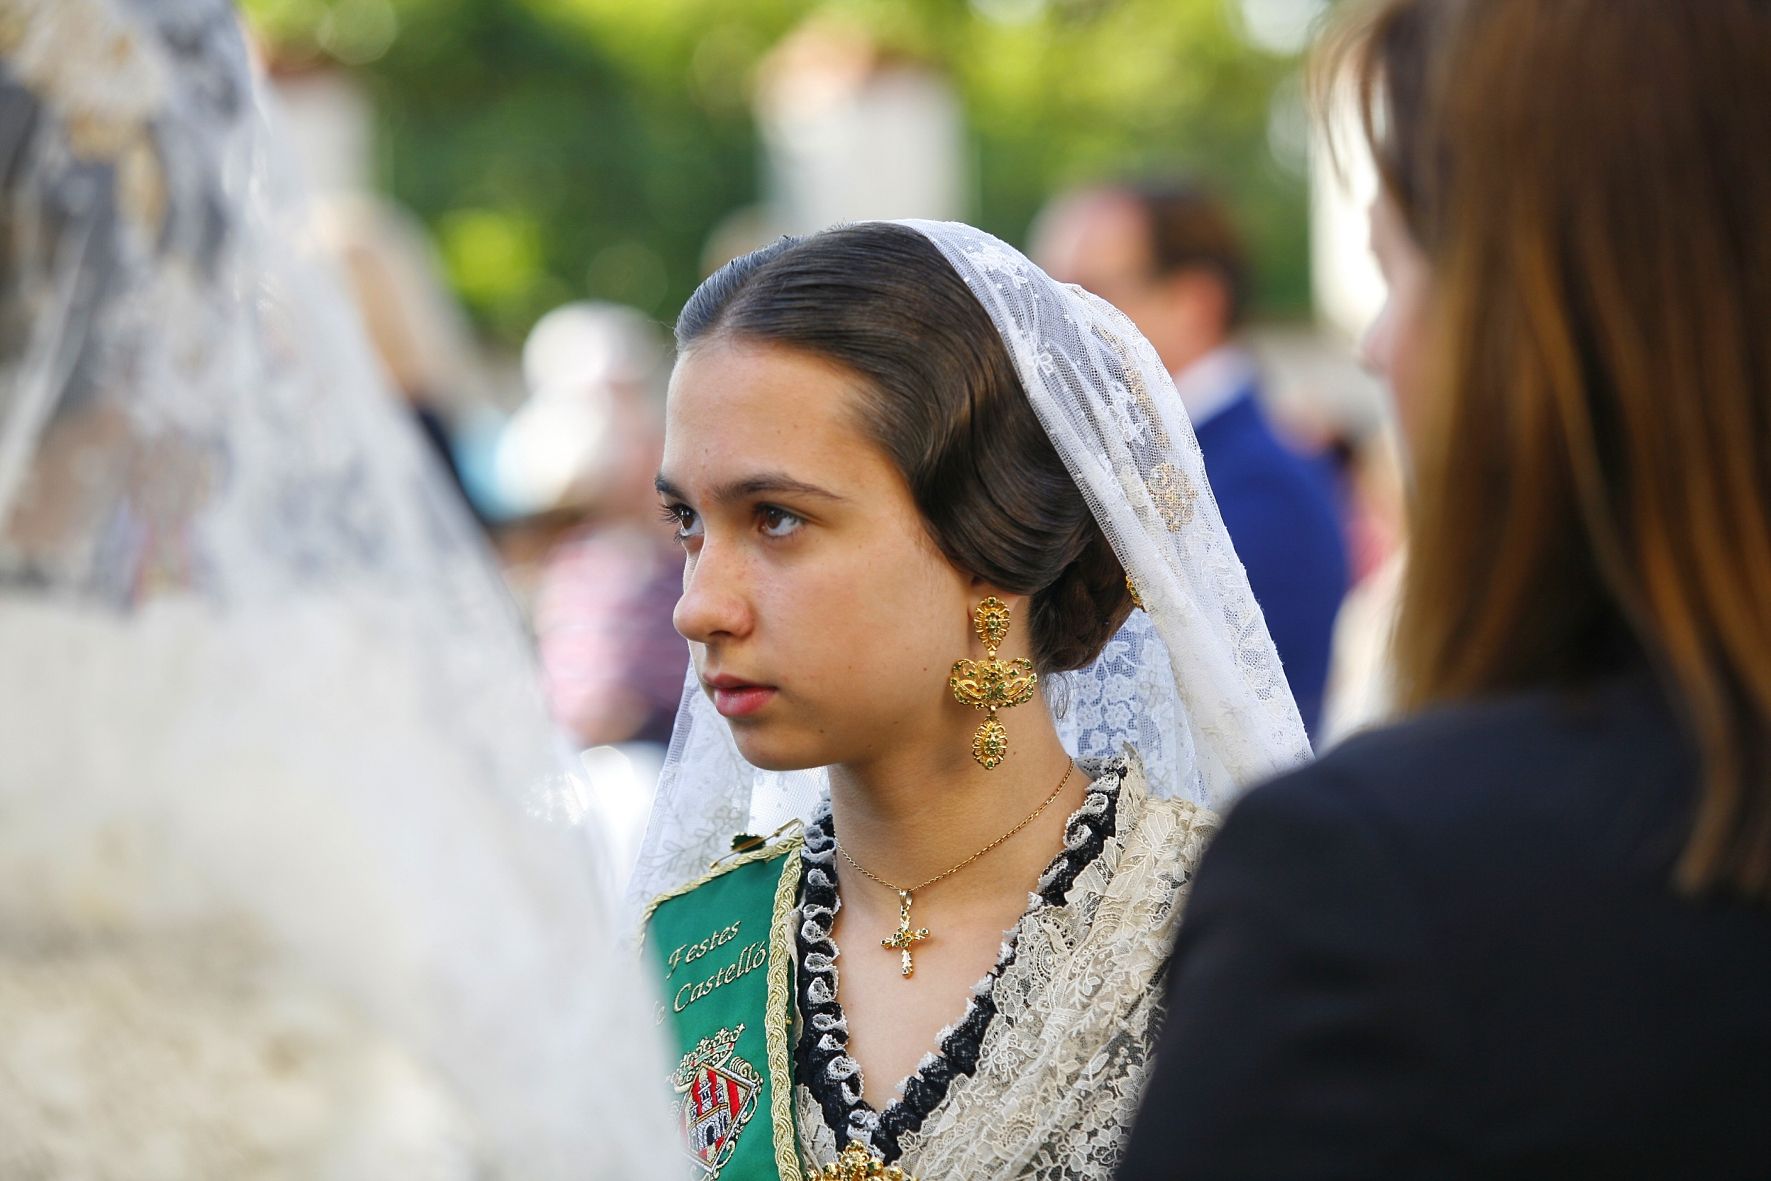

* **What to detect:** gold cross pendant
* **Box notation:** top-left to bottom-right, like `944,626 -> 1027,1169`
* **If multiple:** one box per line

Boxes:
880,890 -> 930,978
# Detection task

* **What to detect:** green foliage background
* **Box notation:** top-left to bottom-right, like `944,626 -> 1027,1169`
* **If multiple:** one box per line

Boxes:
244,0 -> 1309,346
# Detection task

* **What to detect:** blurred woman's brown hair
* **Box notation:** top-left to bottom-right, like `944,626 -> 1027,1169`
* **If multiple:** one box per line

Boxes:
1329,0 -> 1771,900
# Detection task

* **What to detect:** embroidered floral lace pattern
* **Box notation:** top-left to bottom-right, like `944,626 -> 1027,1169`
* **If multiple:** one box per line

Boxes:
795,763 -> 1124,1162
792,760 -> 1217,1180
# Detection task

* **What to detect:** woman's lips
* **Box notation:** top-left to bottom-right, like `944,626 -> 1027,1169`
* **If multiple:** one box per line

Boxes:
706,680 -> 777,719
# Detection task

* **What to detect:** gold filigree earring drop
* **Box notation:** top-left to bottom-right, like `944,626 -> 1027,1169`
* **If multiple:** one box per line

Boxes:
948,596 -> 1039,769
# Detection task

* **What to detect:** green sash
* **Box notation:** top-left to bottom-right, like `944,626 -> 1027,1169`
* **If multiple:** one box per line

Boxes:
644,838 -> 805,1181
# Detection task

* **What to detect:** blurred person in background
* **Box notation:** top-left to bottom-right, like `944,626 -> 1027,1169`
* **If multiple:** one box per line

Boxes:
493,303 -> 686,880
1032,183 -> 1349,738
0,1 -> 672,1175
1317,421 -> 1407,745
502,301 -> 687,754
1120,0 -> 1771,1175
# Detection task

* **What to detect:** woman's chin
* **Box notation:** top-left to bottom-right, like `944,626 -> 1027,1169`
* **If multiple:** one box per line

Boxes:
727,726 -> 831,774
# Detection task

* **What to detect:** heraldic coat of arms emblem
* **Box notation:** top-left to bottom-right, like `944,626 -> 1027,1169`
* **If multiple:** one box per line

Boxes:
673,1025 -> 763,1176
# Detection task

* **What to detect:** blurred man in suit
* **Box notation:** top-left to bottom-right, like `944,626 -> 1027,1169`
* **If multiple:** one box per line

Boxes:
1033,185 -> 1348,737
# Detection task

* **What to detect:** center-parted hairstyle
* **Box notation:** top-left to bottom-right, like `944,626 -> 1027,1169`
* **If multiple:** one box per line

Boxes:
676,223 -> 1133,674
1323,0 -> 1771,899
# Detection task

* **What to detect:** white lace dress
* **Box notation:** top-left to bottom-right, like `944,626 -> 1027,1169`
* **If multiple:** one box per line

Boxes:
789,757 -> 1216,1181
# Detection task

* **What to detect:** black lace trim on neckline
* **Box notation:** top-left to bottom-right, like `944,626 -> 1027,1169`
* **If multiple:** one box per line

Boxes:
793,762 -> 1125,1164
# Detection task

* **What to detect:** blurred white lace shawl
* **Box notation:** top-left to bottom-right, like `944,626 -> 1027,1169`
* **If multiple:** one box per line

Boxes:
0,1 -> 672,1177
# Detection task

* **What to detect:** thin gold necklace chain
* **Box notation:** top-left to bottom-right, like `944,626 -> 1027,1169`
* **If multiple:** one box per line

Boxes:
835,761 -> 1078,896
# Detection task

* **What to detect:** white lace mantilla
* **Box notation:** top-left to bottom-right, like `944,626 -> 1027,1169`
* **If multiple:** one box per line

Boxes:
793,759 -> 1217,1181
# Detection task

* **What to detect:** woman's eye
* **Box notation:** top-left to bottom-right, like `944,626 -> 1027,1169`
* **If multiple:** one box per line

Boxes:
757,505 -> 804,538
659,503 -> 702,541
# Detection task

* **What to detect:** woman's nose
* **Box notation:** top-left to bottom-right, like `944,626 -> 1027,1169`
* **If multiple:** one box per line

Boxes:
671,543 -> 752,644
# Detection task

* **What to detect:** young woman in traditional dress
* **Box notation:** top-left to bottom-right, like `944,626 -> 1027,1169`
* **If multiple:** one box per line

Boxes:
632,220 -> 1309,1181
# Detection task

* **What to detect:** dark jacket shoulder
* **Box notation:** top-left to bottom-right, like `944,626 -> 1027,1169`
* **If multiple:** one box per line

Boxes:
1275,674 -> 1693,862
1120,674 -> 1771,1180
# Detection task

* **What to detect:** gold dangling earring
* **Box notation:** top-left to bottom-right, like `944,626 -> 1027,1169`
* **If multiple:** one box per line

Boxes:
948,596 -> 1040,769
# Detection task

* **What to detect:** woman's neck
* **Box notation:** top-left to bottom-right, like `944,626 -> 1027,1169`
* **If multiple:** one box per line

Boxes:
826,711 -> 1081,909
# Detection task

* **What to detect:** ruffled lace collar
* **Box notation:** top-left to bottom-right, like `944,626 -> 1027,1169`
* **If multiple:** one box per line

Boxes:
793,760 -> 1126,1163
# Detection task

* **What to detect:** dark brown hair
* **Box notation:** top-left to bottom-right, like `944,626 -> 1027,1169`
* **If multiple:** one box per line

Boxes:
675,222 -> 1132,673
1127,183 -> 1251,328
1327,0 -> 1771,898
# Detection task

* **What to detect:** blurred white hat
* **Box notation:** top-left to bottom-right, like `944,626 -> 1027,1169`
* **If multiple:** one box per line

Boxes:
520,301 -> 667,402
494,303 -> 668,518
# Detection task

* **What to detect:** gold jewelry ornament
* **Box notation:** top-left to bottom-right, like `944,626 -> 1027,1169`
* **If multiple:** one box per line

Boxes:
818,1141 -> 917,1181
879,891 -> 929,980
836,761 -> 1075,979
948,596 -> 1039,769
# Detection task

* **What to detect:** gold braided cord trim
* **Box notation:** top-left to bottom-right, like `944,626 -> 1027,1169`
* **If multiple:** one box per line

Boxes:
635,831 -> 805,953
766,844 -> 807,1181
